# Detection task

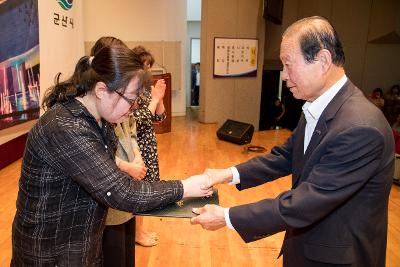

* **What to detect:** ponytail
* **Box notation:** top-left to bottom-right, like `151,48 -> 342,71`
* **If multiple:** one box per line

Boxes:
42,46 -> 148,111
42,56 -> 96,110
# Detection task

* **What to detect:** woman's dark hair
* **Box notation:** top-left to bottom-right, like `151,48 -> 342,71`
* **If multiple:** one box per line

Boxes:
372,87 -> 383,97
90,36 -> 128,57
390,84 -> 400,95
284,16 -> 345,67
132,45 -> 155,68
42,46 -> 150,110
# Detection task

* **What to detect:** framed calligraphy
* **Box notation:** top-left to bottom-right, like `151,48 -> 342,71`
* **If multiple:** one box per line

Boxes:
213,37 -> 258,78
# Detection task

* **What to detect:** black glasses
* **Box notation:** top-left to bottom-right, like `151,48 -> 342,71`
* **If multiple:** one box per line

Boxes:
114,90 -> 141,111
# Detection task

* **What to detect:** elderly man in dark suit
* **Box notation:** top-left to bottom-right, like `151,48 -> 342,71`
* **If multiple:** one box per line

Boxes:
191,16 -> 394,267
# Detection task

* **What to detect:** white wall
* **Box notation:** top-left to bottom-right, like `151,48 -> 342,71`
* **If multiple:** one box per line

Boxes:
187,0 -> 201,21
263,0 -> 400,94
0,0 -> 84,145
191,39 -> 201,63
83,0 -> 187,116
38,0 -> 84,100
199,0 -> 265,129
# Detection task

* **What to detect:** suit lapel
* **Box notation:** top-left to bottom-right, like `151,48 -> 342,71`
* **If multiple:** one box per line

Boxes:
304,120 -> 328,158
281,80 -> 359,257
292,80 -> 355,187
291,114 -> 306,188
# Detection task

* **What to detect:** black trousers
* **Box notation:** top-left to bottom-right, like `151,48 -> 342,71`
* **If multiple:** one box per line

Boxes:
191,86 -> 199,106
102,217 -> 136,267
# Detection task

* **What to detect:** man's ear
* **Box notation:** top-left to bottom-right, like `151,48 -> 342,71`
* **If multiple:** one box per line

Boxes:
94,82 -> 108,99
318,49 -> 332,73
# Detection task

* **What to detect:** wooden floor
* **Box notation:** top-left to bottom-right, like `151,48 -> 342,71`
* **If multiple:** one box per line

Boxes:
1,109 -> 399,266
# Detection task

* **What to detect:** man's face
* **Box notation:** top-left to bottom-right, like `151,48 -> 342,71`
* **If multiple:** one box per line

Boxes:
280,35 -> 325,102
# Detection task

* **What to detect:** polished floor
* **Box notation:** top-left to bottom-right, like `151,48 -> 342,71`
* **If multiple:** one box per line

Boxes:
1,110 -> 399,266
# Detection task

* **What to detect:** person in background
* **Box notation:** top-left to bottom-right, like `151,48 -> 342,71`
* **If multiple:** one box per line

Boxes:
392,114 -> 400,154
368,87 -> 385,110
11,45 -> 213,267
384,84 -> 400,125
191,16 -> 394,267
131,45 -> 167,246
90,36 -> 147,267
102,118 -> 146,267
191,63 -> 197,104
392,114 -> 400,186
270,97 -> 285,129
191,62 -> 200,106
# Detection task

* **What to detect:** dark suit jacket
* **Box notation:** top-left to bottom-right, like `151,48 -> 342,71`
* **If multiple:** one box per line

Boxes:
230,80 -> 394,267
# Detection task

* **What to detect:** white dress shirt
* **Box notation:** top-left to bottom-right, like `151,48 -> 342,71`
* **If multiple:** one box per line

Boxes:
224,75 -> 348,230
302,75 -> 347,153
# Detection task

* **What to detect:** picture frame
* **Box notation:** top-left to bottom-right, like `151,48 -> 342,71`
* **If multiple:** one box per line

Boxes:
213,37 -> 258,78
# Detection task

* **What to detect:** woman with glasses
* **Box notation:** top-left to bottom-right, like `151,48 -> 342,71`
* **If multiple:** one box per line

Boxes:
91,36 -> 160,266
90,36 -> 148,267
11,45 -> 213,267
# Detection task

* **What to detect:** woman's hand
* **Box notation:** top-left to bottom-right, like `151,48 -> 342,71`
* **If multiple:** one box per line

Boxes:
148,79 -> 166,115
181,174 -> 214,198
151,79 -> 166,102
118,159 -> 147,180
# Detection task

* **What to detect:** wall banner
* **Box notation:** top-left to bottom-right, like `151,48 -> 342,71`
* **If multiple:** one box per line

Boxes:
0,0 -> 40,130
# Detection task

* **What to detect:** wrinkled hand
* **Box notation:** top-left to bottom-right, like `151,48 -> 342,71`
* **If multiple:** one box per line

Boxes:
182,174 -> 214,198
120,160 -> 147,180
191,204 -> 226,231
151,79 -> 166,101
203,168 -> 233,186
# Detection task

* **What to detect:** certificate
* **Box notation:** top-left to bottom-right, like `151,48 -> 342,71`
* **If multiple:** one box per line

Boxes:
136,190 -> 219,218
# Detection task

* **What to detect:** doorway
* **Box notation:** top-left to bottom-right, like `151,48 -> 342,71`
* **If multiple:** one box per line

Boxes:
190,38 -> 200,106
259,69 -> 303,131
186,0 -> 201,108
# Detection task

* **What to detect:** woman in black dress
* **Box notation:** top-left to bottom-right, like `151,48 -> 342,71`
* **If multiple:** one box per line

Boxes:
132,46 -> 167,246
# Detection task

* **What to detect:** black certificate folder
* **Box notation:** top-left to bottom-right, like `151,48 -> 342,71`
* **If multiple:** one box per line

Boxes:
136,190 -> 219,218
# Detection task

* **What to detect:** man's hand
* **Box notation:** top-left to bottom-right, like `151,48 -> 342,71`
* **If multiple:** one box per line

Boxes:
191,204 -> 226,231
204,168 -> 233,186
182,174 -> 214,198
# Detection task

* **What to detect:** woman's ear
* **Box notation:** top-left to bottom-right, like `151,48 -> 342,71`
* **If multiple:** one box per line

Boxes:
94,82 -> 108,99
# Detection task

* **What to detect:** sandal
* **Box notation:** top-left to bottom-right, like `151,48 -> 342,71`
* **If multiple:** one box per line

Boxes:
135,236 -> 158,247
